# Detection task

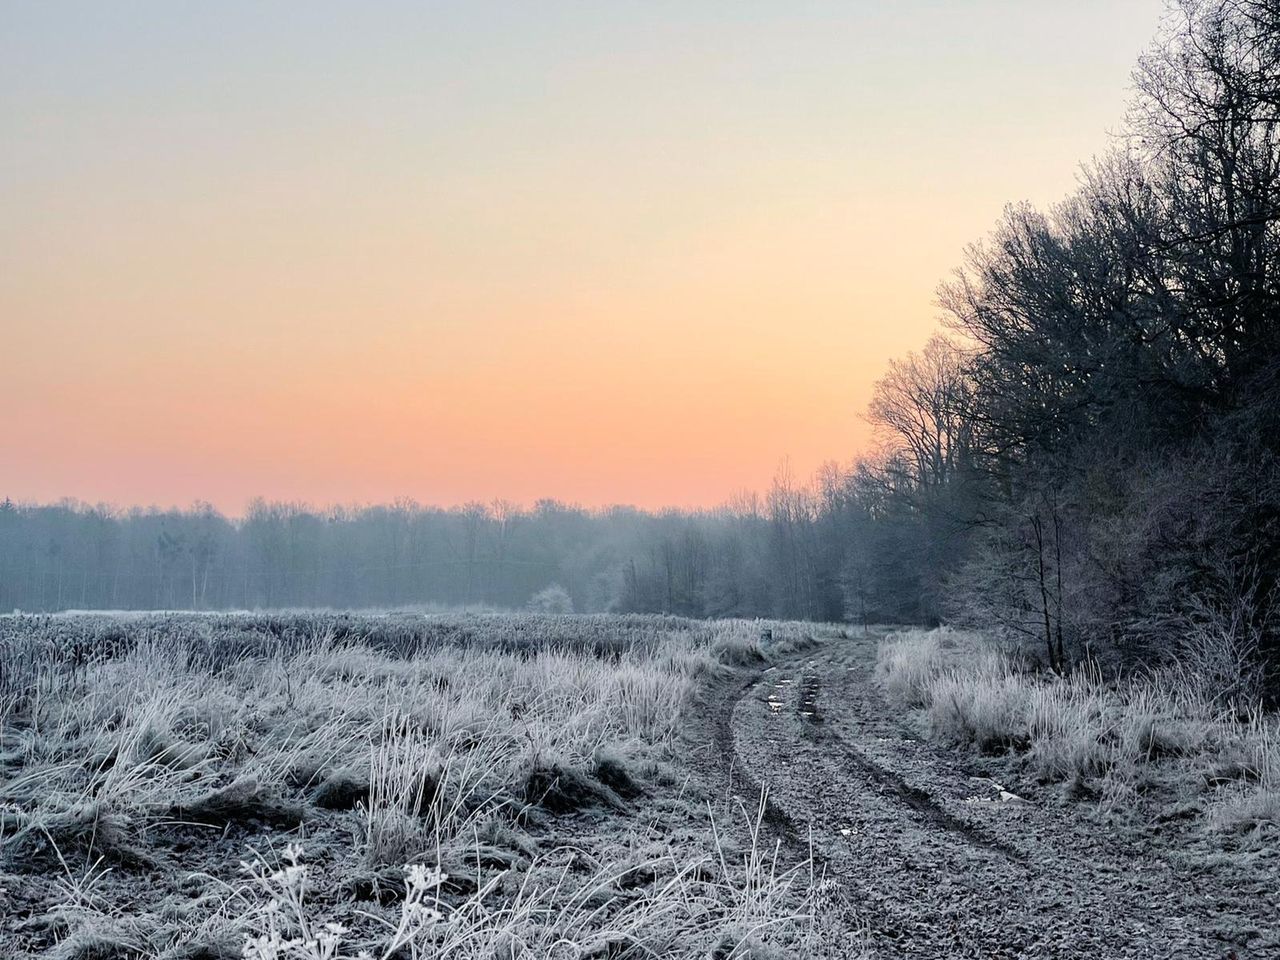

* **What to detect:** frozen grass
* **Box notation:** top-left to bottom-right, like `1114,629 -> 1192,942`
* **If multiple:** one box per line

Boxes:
0,612 -> 823,957
1,620 -> 737,846
872,627 -> 958,707
876,629 -> 1280,835
226,796 -> 818,960
928,670 -> 1030,754
1209,716 -> 1280,834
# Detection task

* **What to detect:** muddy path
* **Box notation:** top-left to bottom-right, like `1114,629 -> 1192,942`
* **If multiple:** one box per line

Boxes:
717,630 -> 1278,959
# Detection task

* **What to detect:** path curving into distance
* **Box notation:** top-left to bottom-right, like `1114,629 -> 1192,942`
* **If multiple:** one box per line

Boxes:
719,630 -> 1276,959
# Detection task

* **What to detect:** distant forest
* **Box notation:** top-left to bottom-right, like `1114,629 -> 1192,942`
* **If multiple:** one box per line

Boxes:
0,488 -> 854,620
3,1 -> 1278,687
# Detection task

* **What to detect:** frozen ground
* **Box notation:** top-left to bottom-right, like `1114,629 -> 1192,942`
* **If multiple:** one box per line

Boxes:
723,629 -> 1279,958
3,614 -> 1275,958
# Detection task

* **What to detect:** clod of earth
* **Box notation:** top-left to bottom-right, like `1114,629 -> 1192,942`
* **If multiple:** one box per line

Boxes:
523,762 -> 628,814
311,768 -> 371,810
169,776 -> 304,829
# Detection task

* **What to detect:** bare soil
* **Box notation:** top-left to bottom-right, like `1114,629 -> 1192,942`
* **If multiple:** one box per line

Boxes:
709,630 -> 1279,959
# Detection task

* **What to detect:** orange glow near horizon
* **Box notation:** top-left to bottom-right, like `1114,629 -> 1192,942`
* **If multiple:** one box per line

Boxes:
1,1 -> 1166,514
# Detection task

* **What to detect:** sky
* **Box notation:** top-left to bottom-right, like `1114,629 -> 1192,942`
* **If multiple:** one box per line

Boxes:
2,1 -> 1167,514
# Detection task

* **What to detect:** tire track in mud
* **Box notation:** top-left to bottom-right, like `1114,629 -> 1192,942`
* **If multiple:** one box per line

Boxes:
730,636 -> 1279,959
788,668 -> 1026,864
703,666 -> 817,862
696,653 -> 1019,870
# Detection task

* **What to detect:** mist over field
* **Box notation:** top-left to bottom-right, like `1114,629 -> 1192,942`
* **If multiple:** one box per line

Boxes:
3,1 -> 1280,957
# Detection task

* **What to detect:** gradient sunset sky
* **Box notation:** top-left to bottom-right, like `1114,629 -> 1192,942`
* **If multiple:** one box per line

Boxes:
3,1 -> 1166,513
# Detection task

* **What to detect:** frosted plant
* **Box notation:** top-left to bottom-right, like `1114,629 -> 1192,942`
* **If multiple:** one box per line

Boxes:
238,845 -> 449,960
381,862 -> 447,955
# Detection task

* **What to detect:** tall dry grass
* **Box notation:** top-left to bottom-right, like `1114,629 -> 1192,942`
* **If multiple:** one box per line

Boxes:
0,612 -> 823,957
228,796 -> 821,960
876,629 -> 1280,833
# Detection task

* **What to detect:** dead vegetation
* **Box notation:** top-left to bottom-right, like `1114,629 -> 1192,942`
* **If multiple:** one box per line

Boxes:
0,612 -> 822,959
875,628 -> 1280,836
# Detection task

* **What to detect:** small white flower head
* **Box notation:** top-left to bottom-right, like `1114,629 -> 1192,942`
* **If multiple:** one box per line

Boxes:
269,863 -> 308,891
405,862 -> 447,893
404,901 -> 444,925
243,933 -> 283,960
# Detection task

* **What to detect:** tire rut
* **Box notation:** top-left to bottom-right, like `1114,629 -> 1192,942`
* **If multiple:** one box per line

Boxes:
708,668 -> 817,862
731,634 -> 1279,958
792,668 -> 1026,864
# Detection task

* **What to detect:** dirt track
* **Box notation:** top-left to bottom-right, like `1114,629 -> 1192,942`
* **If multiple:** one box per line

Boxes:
707,630 -> 1279,959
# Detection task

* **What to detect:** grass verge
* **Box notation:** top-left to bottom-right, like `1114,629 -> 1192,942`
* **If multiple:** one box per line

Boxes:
875,628 -> 1280,836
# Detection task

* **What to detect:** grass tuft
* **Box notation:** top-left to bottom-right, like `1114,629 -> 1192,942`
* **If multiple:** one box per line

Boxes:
524,760 -> 627,814
876,628 -> 1278,831
171,776 -> 304,830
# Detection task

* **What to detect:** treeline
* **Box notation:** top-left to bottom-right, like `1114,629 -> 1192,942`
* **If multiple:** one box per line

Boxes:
863,0 -> 1280,690
0,460 -> 960,622
0,488 -> 863,621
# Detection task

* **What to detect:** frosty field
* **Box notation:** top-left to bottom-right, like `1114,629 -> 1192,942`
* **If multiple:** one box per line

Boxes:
3,613 -> 1278,959
0,612 -> 834,960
